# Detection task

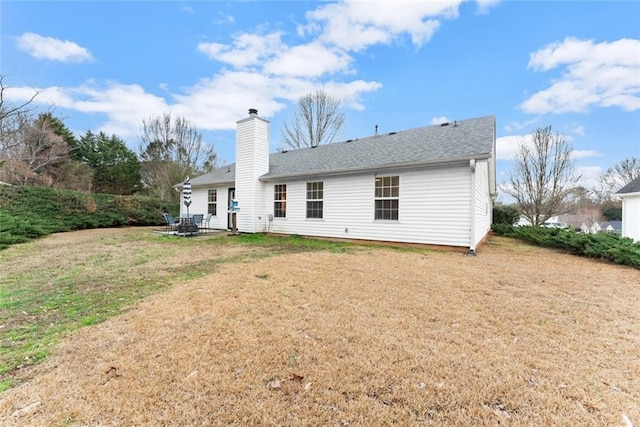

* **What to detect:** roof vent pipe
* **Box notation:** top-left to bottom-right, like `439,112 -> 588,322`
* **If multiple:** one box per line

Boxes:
248,108 -> 258,116
375,124 -> 378,137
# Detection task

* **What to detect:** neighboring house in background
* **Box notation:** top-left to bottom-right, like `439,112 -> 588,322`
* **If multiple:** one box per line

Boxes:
600,221 -> 622,234
558,213 -> 599,232
183,109 -> 497,253
515,215 -> 569,228
615,176 -> 640,242
580,220 -> 601,234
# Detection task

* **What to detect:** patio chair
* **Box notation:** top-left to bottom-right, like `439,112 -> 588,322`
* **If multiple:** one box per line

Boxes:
163,213 -> 179,234
202,213 -> 212,230
192,214 -> 204,232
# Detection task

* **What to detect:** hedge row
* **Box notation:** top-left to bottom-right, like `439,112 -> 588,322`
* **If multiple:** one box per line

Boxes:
492,224 -> 640,268
0,186 -> 179,249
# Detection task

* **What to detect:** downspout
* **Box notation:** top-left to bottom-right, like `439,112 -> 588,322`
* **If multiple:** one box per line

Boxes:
468,159 -> 476,256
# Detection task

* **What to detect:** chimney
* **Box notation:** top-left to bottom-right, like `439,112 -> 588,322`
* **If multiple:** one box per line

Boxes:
236,108 -> 269,233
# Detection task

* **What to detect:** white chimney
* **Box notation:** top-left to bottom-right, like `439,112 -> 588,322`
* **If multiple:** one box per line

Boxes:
235,108 -> 269,233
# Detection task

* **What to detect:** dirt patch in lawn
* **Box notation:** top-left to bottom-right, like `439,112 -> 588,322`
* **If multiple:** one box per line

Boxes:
1,233 -> 639,426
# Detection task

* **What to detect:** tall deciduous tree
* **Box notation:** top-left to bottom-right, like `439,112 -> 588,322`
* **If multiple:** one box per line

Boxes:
504,126 -> 579,226
138,113 -> 217,201
0,112 -> 69,186
0,74 -> 39,178
595,157 -> 640,201
281,89 -> 345,149
76,131 -> 141,195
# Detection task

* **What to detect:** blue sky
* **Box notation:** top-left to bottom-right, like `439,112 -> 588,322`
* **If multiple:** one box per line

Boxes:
2,0 -> 639,199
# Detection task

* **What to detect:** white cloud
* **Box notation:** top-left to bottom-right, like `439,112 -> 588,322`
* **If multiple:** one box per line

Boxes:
263,43 -> 353,77
3,70 -> 382,138
496,132 -> 594,161
323,80 -> 383,110
16,32 -> 94,63
73,83 -> 169,137
570,123 -> 585,137
476,0 -> 500,14
576,166 -> 603,189
496,134 -> 530,160
430,116 -> 450,125
504,117 -> 540,132
521,37 -> 640,114
213,13 -> 235,24
303,0 -> 462,52
571,150 -> 601,159
197,32 -> 285,68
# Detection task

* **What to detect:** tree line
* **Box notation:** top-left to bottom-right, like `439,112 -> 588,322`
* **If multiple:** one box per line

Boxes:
0,76 -> 217,203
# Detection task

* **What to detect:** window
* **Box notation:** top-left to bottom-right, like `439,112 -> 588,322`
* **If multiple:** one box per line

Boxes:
207,189 -> 217,216
374,176 -> 399,220
306,181 -> 324,219
274,184 -> 287,218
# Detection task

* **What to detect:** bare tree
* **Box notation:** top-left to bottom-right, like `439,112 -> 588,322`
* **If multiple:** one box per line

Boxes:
594,157 -> 640,201
504,126 -> 580,226
138,112 -> 217,201
281,89 -> 345,149
1,114 -> 69,186
0,75 -> 40,175
0,75 -> 39,125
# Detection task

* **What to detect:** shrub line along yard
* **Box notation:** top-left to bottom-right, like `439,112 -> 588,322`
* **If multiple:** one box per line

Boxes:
0,185 -> 178,250
0,228 -> 639,426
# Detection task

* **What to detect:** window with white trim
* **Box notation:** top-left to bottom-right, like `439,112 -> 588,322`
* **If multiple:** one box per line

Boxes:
306,181 -> 323,219
274,184 -> 287,218
208,189 -> 217,216
374,176 -> 399,220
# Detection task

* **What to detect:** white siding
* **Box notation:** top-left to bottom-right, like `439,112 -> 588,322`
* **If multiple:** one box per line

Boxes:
263,164 -> 473,247
235,114 -> 269,233
473,160 -> 491,247
621,194 -> 640,242
182,186 -> 232,229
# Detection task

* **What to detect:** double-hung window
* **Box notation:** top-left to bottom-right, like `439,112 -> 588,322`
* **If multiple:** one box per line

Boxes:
374,176 -> 399,220
208,189 -> 217,216
306,182 -> 323,219
274,184 -> 287,218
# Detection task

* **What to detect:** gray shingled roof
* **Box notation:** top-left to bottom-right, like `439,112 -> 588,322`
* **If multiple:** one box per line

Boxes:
189,115 -> 495,186
616,175 -> 640,195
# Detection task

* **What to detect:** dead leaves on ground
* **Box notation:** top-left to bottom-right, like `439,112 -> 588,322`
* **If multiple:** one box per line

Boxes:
267,373 -> 310,392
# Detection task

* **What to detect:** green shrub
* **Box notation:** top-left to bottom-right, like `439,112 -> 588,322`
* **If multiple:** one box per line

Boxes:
492,224 -> 640,267
0,185 -> 179,249
493,205 -> 520,225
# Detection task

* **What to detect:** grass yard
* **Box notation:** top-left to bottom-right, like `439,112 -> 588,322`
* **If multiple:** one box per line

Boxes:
0,228 -> 638,426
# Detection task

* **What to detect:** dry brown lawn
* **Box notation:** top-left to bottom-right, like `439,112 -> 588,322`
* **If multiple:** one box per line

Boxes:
1,229 -> 639,426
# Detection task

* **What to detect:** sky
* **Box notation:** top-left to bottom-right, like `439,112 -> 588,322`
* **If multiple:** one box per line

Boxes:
2,0 -> 639,200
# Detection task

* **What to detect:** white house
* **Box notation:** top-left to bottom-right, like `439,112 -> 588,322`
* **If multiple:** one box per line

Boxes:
184,109 -> 496,253
580,220 -> 601,234
616,176 -> 640,242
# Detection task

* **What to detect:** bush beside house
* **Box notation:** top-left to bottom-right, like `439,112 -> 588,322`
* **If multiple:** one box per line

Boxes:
492,224 -> 640,267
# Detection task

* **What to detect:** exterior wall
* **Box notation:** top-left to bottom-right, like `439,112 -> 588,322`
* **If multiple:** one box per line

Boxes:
181,186 -> 232,229
262,164 -> 474,247
235,113 -> 269,233
621,193 -> 640,242
473,160 -> 491,247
